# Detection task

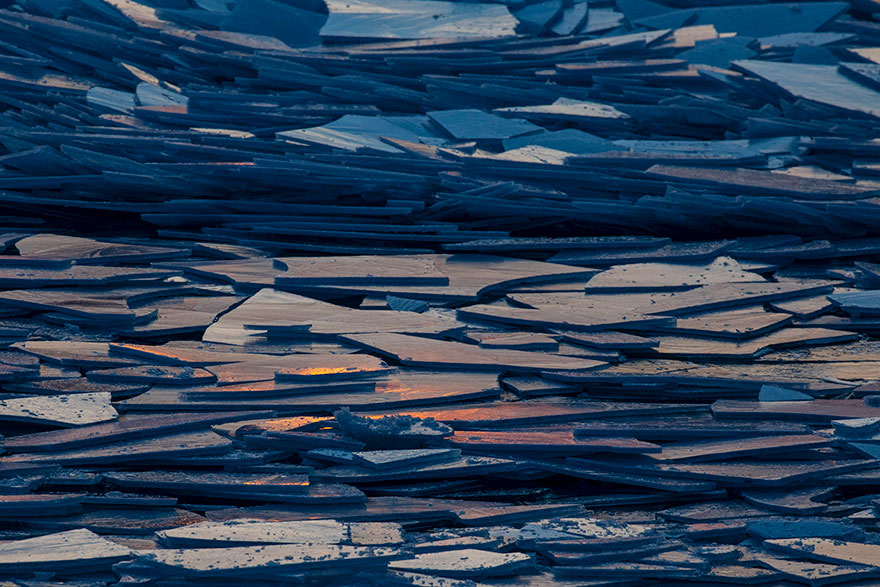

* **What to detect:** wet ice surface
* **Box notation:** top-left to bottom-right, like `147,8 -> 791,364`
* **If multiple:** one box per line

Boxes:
7,0 -> 880,585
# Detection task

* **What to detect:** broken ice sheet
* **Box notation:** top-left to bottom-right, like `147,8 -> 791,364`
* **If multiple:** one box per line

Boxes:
741,487 -> 832,515
2,430 -> 233,466
272,254 -> 598,303
389,549 -> 533,578
380,399 -> 703,429
735,59 -> 880,119
765,537 -> 880,567
87,365 -> 218,386
447,429 -> 661,457
157,519 -> 403,547
203,289 -> 463,345
313,454 -> 519,483
647,327 -> 855,359
584,257 -> 765,291
343,332 -> 608,373
138,543 -> 401,577
0,392 -> 117,427
712,399 -> 880,422
120,370 -> 501,412
573,414 -> 811,440
747,519 -> 862,540
645,434 -> 831,462
0,529 -> 132,574
15,234 -> 188,264
2,411 -> 268,452
274,255 -> 449,286
754,552 -> 876,585
351,448 -> 461,470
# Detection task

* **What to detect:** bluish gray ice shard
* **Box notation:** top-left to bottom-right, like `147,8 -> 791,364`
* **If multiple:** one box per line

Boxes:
321,0 -> 518,41
840,62 -> 880,92
832,416 -> 880,438
220,0 -> 325,48
551,1 -> 588,36
735,59 -> 880,119
278,115 -> 443,153
674,37 -> 757,68
86,87 -> 136,113
583,7 -> 624,32
829,290 -> 880,315
759,32 -> 853,48
502,129 -> 623,154
748,519 -> 861,540
512,0 -> 563,34
136,83 -> 188,107
386,295 -> 429,313
636,3 -> 847,37
496,98 -> 630,124
428,109 -> 542,141
758,385 -> 813,402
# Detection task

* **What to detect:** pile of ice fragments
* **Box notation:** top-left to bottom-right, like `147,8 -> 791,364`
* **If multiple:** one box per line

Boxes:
2,0 -> 880,244
1,238 -> 880,585
8,0 -> 880,585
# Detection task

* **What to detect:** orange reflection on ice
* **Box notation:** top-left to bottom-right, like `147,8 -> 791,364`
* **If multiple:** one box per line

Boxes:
289,367 -> 361,377
258,416 -> 332,433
